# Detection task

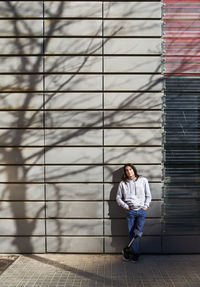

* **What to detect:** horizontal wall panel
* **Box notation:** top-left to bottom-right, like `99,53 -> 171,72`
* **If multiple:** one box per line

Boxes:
0,184 -> 44,200
0,57 -> 43,73
104,111 -> 162,128
104,165 -> 162,182
46,165 -> 103,183
104,38 -> 161,55
104,219 -> 161,236
0,202 -> 45,218
104,75 -> 162,91
0,237 -> 45,253
104,201 -> 162,218
45,2 -> 102,18
44,20 -> 102,36
45,38 -> 102,55
104,129 -> 162,146
46,183 -> 103,200
104,92 -> 162,109
47,202 -> 103,218
0,93 -> 43,110
104,183 -> 162,200
0,75 -> 43,92
45,147 -> 102,164
104,147 -> 161,164
0,38 -> 43,55
0,166 -> 44,183
0,219 -> 45,235
45,75 -> 102,91
47,219 -> 103,235
0,20 -> 43,36
0,1 -> 43,18
47,237 -> 103,253
104,2 -> 161,19
0,129 -> 44,147
163,236 -> 200,253
45,93 -> 102,109
45,56 -> 102,73
104,20 -> 161,37
0,148 -> 44,164
45,111 -> 102,128
105,236 -> 161,253
45,129 -> 102,146
104,56 -> 161,73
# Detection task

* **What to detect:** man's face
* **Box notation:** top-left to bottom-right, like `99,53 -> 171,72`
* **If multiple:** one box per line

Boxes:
125,166 -> 135,179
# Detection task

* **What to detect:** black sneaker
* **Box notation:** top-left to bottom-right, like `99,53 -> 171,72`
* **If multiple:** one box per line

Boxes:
122,249 -> 131,262
130,253 -> 140,262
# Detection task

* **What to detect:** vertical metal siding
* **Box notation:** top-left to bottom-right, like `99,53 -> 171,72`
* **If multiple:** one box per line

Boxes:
163,0 -> 200,252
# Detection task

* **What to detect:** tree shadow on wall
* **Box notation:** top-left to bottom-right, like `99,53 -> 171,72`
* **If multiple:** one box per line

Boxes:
0,1 -> 163,253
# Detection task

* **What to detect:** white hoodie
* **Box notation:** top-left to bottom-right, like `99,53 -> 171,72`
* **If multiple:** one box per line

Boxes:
116,176 -> 152,210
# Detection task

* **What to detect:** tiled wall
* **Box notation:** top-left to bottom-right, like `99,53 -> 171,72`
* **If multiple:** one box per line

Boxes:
0,1 -> 163,253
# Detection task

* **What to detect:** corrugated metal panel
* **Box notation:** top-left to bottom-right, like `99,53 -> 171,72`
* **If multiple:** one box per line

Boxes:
163,0 -> 200,238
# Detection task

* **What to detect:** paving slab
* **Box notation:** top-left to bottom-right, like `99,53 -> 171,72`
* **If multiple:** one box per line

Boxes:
0,254 -> 200,287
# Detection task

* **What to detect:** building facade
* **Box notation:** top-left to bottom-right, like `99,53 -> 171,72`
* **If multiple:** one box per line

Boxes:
0,0 -> 199,253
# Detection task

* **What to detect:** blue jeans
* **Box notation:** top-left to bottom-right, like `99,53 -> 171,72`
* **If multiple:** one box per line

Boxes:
126,208 -> 146,254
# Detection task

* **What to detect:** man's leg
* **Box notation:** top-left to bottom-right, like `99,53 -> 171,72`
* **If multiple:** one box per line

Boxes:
132,209 -> 146,255
126,209 -> 136,248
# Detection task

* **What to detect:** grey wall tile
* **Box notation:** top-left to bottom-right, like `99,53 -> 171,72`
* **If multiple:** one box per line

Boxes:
0,38 -> 43,55
45,147 -> 102,164
0,219 -> 45,235
0,75 -> 43,92
0,129 -> 44,146
45,93 -> 102,109
45,2 -> 102,18
46,183 -> 103,200
0,20 -> 43,36
45,129 -> 102,146
104,92 -> 162,109
0,93 -> 43,110
104,74 -> 162,91
0,148 -> 44,164
105,56 -> 161,73
104,111 -> 162,128
47,219 -> 103,235
104,2 -> 161,18
104,147 -> 162,164
0,237 -> 45,253
104,20 -> 161,37
47,202 -> 103,218
0,165 -> 44,182
45,56 -> 102,73
0,111 -> 43,128
46,165 -> 103,182
0,184 -> 44,200
0,1 -> 43,18
45,20 -> 102,36
47,237 -> 103,253
0,57 -> 43,73
0,202 -> 45,218
45,111 -> 102,128
45,38 -> 102,55
104,38 -> 161,55
45,74 -> 102,91
104,129 -> 162,146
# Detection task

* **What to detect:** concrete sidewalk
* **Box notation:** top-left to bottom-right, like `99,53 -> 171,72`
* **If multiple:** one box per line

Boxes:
0,254 -> 200,287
